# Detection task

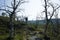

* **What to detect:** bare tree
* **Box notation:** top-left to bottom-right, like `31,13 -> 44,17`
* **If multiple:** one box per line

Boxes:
0,0 -> 27,40
44,0 -> 60,33
44,0 -> 48,34
43,0 -> 60,40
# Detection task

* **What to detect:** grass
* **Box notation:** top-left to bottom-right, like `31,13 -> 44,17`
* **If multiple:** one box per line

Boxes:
0,33 -> 8,40
0,33 -> 24,40
0,16 -> 60,40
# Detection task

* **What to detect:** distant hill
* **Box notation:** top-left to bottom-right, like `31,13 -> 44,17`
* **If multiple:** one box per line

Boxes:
0,16 -> 60,25
28,19 -> 60,24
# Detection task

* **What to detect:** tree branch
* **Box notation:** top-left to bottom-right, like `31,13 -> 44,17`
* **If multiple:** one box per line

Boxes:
48,3 -> 60,24
11,1 -> 14,7
0,9 -> 12,14
7,6 -> 13,9
16,8 -> 24,13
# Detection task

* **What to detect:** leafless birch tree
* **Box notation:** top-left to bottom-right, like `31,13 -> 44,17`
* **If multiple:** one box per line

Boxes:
0,0 -> 27,40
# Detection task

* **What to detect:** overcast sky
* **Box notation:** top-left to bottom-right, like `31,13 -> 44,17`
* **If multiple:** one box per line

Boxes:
0,0 -> 60,20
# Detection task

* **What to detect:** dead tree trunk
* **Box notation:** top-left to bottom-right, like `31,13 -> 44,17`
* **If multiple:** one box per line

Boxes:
9,14 -> 15,40
44,0 -> 48,34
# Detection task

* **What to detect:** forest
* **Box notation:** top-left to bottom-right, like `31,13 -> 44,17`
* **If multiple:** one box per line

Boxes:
0,0 -> 60,40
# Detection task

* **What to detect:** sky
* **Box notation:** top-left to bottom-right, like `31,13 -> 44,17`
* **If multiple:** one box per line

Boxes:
0,0 -> 60,20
